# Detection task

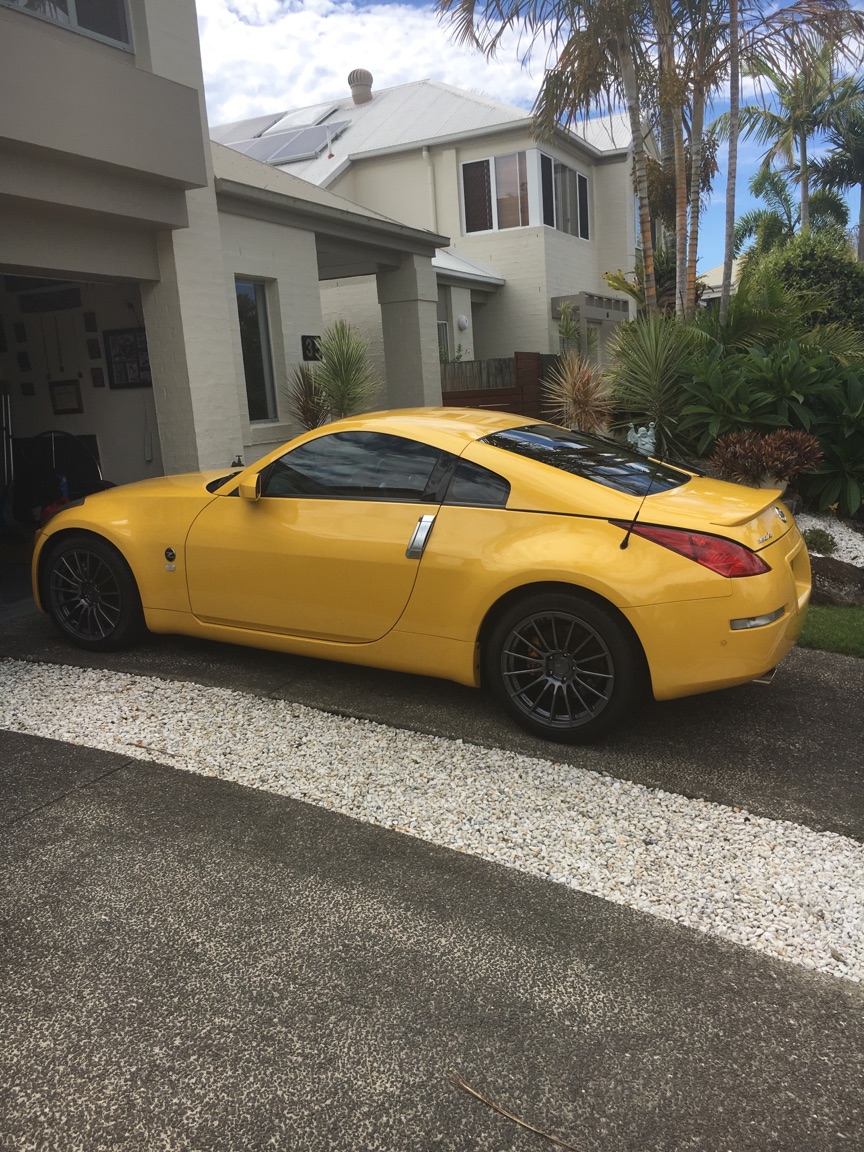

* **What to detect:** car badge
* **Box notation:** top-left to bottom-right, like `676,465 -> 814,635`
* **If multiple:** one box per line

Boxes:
774,506 -> 787,523
758,531 -> 772,544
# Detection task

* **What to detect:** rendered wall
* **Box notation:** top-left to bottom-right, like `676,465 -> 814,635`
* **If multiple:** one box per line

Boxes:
320,276 -> 387,393
218,210 -> 325,462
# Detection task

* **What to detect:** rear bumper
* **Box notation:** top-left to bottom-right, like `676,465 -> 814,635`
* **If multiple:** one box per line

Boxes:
625,526 -> 811,701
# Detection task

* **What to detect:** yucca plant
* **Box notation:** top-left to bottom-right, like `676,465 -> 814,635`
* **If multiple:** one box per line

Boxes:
286,362 -> 329,430
284,320 -> 381,430
605,315 -> 704,456
542,352 -> 615,433
316,319 -> 380,420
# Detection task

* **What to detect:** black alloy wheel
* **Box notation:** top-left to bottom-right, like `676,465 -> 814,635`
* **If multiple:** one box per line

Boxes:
43,534 -> 144,652
484,592 -> 643,743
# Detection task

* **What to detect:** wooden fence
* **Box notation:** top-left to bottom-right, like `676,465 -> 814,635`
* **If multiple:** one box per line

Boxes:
441,351 -> 553,419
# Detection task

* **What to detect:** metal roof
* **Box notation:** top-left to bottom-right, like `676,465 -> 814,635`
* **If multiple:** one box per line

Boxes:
211,79 -> 630,188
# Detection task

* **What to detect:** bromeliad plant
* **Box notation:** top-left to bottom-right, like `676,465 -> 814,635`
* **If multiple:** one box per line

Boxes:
710,428 -> 823,486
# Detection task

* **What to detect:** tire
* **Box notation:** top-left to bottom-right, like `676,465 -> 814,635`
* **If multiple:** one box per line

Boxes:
42,533 -> 145,652
483,592 -> 644,743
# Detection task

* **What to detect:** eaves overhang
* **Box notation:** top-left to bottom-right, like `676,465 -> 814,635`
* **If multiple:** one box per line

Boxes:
214,177 -> 449,255
338,120 -> 630,169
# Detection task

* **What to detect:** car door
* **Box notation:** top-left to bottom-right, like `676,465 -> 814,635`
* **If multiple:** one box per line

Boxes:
185,430 -> 447,643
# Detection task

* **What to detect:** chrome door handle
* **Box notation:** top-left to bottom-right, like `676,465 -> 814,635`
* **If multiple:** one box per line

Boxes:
405,514 -> 436,559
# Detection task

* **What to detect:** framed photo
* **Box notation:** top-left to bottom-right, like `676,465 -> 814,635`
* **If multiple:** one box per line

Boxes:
83,311 -> 98,333
90,366 -> 105,388
104,326 -> 151,389
87,338 -> 101,360
50,379 -> 83,415
20,381 -> 35,397
16,350 -> 31,372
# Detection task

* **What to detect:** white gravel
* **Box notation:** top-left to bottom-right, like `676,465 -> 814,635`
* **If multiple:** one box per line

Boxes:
797,511 -> 864,567
3,658 -> 862,984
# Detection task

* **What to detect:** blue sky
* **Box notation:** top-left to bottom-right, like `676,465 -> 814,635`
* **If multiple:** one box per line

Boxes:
196,0 -> 804,273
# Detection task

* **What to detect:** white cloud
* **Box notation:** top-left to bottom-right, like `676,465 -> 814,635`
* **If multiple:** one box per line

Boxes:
197,0 -> 545,126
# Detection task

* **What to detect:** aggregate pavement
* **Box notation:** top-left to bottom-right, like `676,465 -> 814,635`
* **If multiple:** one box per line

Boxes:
2,608 -> 864,1150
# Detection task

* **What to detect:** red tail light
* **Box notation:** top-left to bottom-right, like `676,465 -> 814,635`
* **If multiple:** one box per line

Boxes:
611,521 -> 771,577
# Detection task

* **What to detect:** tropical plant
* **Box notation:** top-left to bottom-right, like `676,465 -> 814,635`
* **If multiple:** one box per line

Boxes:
751,230 -> 864,329
542,352 -> 616,432
734,168 -> 848,259
810,99 -> 864,260
710,428 -> 823,484
605,314 -> 704,455
284,320 -> 380,430
734,39 -> 862,233
678,349 -> 786,454
286,362 -> 329,431
314,320 -> 381,421
732,340 -> 843,430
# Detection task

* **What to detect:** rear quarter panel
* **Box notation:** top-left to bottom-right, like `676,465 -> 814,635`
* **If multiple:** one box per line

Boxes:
399,504 -> 732,643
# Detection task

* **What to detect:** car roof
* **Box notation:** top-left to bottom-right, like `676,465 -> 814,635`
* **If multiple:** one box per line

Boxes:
323,407 -> 534,449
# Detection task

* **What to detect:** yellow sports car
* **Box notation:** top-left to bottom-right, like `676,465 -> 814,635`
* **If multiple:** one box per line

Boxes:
32,408 -> 811,742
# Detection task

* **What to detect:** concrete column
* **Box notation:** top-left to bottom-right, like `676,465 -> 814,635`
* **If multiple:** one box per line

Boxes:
377,254 -> 442,408
137,0 -> 245,474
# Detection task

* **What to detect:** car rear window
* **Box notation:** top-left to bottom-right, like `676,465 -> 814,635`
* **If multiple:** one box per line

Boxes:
480,425 -> 689,496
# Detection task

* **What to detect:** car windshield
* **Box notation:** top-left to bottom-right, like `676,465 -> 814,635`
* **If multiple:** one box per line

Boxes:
480,425 -> 689,496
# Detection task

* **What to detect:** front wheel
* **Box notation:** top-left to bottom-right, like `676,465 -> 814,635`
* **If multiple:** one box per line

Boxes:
484,593 -> 644,743
42,533 -> 145,652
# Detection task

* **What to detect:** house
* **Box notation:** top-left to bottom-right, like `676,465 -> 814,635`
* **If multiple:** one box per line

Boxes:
0,0 -> 445,509
212,73 -> 637,377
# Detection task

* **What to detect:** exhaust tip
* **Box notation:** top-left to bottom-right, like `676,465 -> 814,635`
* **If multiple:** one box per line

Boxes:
753,667 -> 778,686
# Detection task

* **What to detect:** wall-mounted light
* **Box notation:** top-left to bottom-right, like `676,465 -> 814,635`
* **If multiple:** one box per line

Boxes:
457,314 -> 470,331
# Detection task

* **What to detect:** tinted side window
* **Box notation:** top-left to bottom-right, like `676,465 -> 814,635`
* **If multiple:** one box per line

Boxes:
445,459 -> 510,507
481,425 -> 688,496
260,431 -> 444,501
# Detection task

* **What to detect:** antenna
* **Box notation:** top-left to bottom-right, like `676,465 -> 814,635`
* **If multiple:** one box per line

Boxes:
620,455 -> 664,550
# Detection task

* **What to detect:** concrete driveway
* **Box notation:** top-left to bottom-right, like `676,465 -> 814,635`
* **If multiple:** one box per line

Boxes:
2,610 -> 863,1150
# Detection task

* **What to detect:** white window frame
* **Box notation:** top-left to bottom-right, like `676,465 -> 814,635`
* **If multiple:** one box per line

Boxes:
1,0 -> 133,50
460,151 -> 530,236
539,152 -> 591,241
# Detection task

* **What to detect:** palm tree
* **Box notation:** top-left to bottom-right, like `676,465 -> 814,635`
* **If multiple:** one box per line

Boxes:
810,100 -> 864,260
734,167 -> 848,258
736,38 -> 859,233
437,0 -> 660,312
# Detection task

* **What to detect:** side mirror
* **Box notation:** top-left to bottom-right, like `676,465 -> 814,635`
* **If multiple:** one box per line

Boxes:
238,474 -> 261,501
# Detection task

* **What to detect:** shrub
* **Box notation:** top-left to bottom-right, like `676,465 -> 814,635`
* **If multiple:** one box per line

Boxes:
542,353 -> 615,433
801,526 -> 837,555
605,315 -> 702,456
710,429 -> 823,485
751,231 -> 864,330
285,320 -> 380,430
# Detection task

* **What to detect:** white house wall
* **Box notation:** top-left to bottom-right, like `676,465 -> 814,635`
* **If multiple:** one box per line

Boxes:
327,128 -> 634,359
217,210 -> 325,462
320,276 -> 387,392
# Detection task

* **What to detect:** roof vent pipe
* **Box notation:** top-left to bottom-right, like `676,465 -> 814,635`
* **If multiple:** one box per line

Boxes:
348,68 -> 374,105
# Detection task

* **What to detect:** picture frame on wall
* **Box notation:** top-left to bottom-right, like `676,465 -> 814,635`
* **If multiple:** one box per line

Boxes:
50,379 -> 83,415
87,338 -> 101,360
90,366 -> 105,388
103,326 -> 151,389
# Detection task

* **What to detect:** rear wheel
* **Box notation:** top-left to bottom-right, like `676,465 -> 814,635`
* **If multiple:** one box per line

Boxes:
484,592 -> 643,743
42,534 -> 144,651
